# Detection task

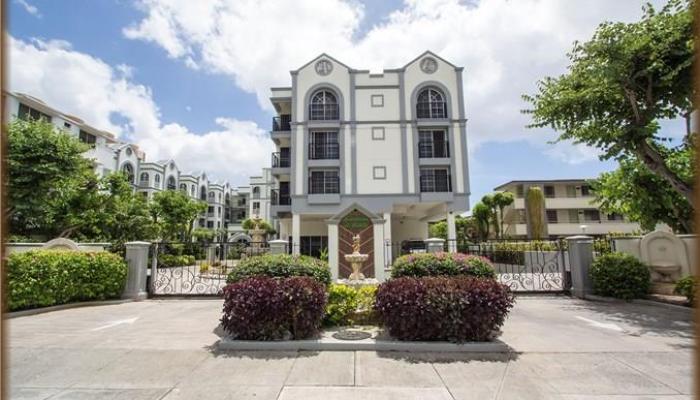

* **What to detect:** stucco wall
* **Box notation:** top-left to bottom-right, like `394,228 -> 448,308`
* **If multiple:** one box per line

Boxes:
355,123 -> 403,194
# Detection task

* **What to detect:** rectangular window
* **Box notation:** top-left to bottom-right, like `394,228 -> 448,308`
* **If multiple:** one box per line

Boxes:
309,131 -> 339,160
373,166 -> 386,180
371,127 -> 385,141
581,185 -> 591,196
515,185 -> 524,198
418,130 -> 449,158
207,206 -> 214,215
419,167 -> 451,192
309,169 -> 340,194
566,185 -> 576,198
583,209 -> 600,222
543,185 -> 555,198
517,210 -> 526,224
607,212 -> 624,221
546,210 -> 558,223
79,130 -> 97,147
207,221 -> 214,228
18,103 -> 51,122
63,122 -> 72,129
568,210 -> 579,223
252,201 -> 260,211
371,94 -> 384,107
300,236 -> 328,258
199,219 -> 205,227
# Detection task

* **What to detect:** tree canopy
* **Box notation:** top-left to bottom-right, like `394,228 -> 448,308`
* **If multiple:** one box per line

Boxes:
523,0 -> 694,231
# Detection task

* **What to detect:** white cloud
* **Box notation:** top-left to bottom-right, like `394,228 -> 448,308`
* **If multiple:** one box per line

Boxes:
8,36 -> 274,185
14,0 -> 40,18
123,0 -> 664,164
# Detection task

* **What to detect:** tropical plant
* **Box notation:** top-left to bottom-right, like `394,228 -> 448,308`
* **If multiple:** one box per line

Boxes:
375,276 -> 515,342
226,253 -> 332,285
674,275 -> 697,304
481,194 -> 500,239
391,252 -> 496,279
493,192 -> 515,239
221,276 -> 326,340
471,202 -> 492,240
150,190 -> 207,241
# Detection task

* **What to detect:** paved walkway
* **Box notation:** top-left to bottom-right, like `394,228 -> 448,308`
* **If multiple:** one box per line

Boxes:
8,297 -> 694,399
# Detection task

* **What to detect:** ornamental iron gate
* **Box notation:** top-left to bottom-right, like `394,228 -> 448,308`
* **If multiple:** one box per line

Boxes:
149,241 -> 269,296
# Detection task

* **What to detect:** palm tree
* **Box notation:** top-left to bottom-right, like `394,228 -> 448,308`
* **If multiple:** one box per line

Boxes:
493,192 -> 514,239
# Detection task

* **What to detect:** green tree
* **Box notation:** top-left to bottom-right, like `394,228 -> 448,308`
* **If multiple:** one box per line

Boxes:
471,202 -> 492,240
96,173 -> 157,246
480,194 -> 500,239
7,118 -> 94,239
428,215 -> 477,242
242,218 -> 276,235
591,140 -> 693,232
493,192 -> 515,239
523,0 -> 694,208
150,190 -> 207,241
192,228 -> 217,242
526,187 -> 546,239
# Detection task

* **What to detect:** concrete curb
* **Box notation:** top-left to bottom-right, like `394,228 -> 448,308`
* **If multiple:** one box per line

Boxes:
217,337 -> 510,353
6,299 -> 135,319
584,294 -> 691,311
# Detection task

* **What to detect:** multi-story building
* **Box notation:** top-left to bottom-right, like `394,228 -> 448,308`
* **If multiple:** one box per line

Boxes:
4,91 -> 251,241
494,179 -> 641,238
249,168 -> 273,223
266,52 -> 470,280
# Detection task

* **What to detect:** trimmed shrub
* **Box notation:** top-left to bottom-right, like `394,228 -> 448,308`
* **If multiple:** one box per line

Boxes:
590,253 -> 650,300
7,250 -> 128,311
324,284 -> 379,326
227,253 -> 331,285
391,252 -> 495,279
674,276 -> 697,304
221,276 -> 326,340
160,254 -> 195,267
375,276 -> 514,342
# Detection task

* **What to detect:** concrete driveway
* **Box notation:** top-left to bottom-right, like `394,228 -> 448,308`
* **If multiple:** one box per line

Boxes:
7,296 -> 694,400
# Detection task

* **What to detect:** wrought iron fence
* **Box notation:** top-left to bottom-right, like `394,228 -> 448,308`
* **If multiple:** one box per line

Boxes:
150,241 -> 269,296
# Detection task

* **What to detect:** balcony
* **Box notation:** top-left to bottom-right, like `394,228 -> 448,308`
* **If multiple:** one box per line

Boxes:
271,189 -> 291,206
418,140 -> 450,158
420,174 -> 452,193
272,114 -> 291,131
309,104 -> 339,121
271,152 -> 291,168
309,142 -> 339,160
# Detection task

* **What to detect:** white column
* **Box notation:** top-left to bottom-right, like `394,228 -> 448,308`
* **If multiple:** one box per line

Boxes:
328,223 -> 339,281
383,212 -> 392,267
373,222 -> 386,282
292,213 -> 301,255
447,211 -> 457,253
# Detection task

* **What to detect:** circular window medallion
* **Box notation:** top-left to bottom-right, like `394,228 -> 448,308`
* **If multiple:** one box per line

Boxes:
420,57 -> 438,74
315,59 -> 333,76
332,329 -> 372,341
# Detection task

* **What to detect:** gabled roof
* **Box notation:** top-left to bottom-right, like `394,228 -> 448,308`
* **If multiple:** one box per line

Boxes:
326,203 -> 385,224
292,53 -> 353,74
402,50 -> 460,70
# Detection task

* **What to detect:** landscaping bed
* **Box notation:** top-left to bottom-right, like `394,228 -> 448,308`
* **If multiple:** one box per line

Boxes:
219,252 -> 516,345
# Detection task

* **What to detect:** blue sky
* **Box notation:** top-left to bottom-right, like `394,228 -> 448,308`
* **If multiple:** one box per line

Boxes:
8,0 -> 680,207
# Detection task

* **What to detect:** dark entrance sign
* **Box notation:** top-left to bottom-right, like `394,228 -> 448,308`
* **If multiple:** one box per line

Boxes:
340,210 -> 371,230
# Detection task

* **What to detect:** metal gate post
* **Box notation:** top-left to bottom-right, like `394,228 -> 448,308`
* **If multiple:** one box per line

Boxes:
566,235 -> 594,299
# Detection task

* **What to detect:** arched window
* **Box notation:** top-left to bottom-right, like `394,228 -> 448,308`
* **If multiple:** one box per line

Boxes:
167,176 -> 176,190
225,193 -> 230,206
309,89 -> 339,120
180,183 -> 187,192
208,191 -> 215,201
139,172 -> 149,185
200,186 -> 207,201
154,174 -> 161,188
252,186 -> 260,199
191,185 -> 196,197
416,87 -> 447,119
121,163 -> 134,183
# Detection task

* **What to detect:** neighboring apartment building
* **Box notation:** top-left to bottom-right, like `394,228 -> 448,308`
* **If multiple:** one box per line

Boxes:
494,179 -> 641,238
4,91 -> 252,240
266,52 -> 470,281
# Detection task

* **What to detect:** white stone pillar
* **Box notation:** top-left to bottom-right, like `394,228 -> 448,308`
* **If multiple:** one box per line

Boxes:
123,241 -> 150,300
328,223 -> 339,281
373,221 -> 385,282
291,213 -> 301,255
447,211 -> 457,253
383,212 -> 392,265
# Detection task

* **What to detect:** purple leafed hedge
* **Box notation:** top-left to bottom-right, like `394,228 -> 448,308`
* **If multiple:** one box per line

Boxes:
374,276 -> 515,342
221,276 -> 326,340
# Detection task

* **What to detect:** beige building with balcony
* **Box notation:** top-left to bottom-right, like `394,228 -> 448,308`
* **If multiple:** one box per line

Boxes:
494,179 -> 641,238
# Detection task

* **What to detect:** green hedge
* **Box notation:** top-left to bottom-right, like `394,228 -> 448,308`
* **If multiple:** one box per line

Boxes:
160,254 -> 196,267
590,252 -> 650,300
8,250 -> 128,311
226,253 -> 332,285
391,252 -> 496,279
325,284 -> 377,326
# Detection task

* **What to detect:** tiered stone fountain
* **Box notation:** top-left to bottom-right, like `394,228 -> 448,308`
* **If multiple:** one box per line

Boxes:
247,215 -> 267,256
338,234 -> 377,287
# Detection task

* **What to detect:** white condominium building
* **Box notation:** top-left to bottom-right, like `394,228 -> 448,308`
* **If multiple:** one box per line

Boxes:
267,51 -> 470,280
494,179 -> 641,238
